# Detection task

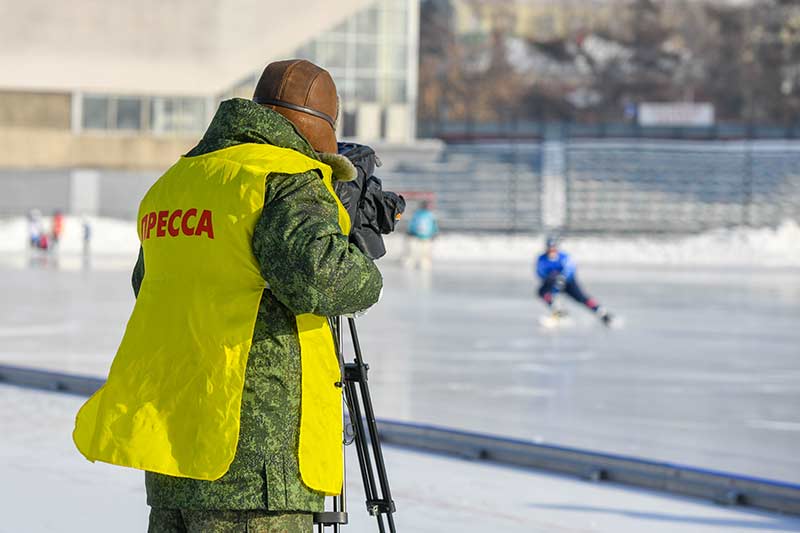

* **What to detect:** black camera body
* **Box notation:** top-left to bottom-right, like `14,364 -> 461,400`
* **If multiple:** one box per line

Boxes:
335,142 -> 406,260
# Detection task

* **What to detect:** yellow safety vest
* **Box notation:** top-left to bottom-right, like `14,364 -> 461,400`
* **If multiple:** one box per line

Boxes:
73,143 -> 351,495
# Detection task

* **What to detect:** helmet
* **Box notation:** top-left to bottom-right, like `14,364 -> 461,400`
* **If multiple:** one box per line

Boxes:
545,235 -> 560,249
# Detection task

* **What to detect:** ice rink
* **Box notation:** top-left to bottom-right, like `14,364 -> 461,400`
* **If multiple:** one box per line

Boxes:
358,261 -> 800,484
0,245 -> 798,487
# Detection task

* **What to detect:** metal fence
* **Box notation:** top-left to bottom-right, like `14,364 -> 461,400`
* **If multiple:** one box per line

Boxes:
564,140 -> 800,233
382,142 -> 544,233
1,140 -> 798,234
381,139 -> 800,234
421,120 -> 800,142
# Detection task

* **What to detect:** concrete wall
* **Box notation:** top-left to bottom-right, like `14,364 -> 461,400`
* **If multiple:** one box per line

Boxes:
0,168 -> 158,218
0,169 -> 71,216
97,171 -> 160,219
0,128 -> 196,170
0,91 -> 71,129
0,0 -> 373,96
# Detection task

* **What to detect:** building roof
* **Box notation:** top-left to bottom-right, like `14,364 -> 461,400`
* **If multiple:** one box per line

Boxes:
0,0 -> 373,96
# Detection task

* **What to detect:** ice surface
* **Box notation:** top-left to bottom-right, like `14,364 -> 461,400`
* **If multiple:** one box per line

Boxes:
356,262 -> 800,484
1,218 -> 799,486
3,386 -> 800,533
1,255 -> 798,486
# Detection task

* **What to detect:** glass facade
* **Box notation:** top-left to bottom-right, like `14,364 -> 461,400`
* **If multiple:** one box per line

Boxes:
287,0 -> 417,140
292,0 -> 412,107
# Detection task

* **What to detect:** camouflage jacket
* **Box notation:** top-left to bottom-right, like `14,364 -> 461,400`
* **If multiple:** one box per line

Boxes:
132,98 -> 383,512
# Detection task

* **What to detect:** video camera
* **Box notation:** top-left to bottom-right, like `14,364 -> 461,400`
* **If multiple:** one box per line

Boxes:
334,142 -> 406,260
317,143 -> 401,533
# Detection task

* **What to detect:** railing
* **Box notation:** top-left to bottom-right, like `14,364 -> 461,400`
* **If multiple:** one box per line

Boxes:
563,140 -> 800,233
380,139 -> 800,234
381,142 -> 544,233
420,120 -> 800,142
1,139 -> 799,235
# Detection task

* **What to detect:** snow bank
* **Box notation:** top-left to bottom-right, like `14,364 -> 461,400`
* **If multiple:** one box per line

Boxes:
2,215 -> 799,268
0,216 -> 139,256
385,220 -> 800,267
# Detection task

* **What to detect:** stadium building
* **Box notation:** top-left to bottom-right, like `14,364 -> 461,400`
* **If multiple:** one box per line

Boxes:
0,0 -> 419,217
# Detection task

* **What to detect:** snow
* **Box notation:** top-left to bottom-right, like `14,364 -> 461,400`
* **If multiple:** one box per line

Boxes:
0,216 -> 139,256
385,220 -> 800,267
2,215 -> 799,268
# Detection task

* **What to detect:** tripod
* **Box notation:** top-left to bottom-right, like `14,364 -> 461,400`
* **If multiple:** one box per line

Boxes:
314,317 -> 397,533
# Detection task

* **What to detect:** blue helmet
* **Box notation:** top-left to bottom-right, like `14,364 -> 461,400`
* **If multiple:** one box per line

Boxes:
545,235 -> 560,249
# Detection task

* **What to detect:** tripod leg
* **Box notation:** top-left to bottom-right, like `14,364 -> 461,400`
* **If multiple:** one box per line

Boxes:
346,318 -> 396,533
345,380 -> 387,533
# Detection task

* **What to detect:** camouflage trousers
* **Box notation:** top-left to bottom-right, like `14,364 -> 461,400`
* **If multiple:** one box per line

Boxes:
148,508 -> 312,533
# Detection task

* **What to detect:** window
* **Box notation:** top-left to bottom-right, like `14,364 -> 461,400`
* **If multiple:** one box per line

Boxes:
356,44 -> 378,70
388,78 -> 407,103
152,97 -> 206,133
356,78 -> 377,102
339,79 -> 356,101
116,98 -> 142,130
387,8 -> 408,37
355,7 -> 379,35
388,44 -> 407,73
82,96 -> 110,129
316,40 -> 347,70
82,95 -> 143,131
180,99 -> 206,132
341,110 -> 357,137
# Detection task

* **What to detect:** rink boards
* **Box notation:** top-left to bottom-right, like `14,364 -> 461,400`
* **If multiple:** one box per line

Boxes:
2,362 -> 798,517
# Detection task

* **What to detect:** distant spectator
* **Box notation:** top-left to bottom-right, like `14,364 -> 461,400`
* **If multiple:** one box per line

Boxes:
404,201 -> 438,270
27,209 -> 43,249
82,217 -> 92,257
37,232 -> 49,251
52,210 -> 65,246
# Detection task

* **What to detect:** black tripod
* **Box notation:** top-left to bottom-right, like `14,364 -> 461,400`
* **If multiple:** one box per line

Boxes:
314,317 -> 397,533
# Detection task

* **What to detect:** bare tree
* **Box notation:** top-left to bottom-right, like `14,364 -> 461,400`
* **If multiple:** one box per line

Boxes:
417,0 -> 800,131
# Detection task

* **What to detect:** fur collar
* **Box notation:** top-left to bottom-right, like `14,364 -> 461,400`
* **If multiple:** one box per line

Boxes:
317,152 -> 357,182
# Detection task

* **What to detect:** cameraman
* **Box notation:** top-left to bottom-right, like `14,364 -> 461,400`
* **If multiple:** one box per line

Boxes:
73,59 -> 382,533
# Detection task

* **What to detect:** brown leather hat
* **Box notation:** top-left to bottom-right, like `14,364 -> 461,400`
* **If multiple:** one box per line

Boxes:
253,59 -> 339,153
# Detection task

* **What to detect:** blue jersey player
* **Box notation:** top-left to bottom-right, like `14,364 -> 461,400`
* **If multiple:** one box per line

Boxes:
536,236 -> 613,326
